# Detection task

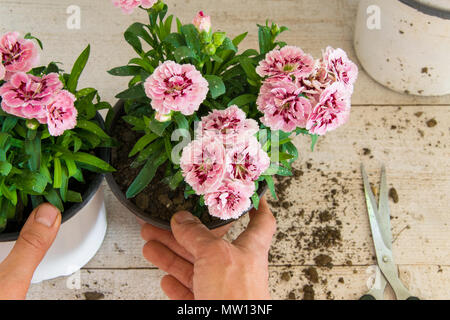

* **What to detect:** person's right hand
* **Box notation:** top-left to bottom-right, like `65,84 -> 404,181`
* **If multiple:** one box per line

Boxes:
140,197 -> 276,300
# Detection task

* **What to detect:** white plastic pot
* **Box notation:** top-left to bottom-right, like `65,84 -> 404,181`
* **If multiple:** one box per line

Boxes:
0,188 -> 107,283
354,0 -> 450,96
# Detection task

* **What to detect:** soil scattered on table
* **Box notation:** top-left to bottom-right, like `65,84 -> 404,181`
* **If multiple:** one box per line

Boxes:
426,119 -> 437,128
389,187 -> 399,203
303,267 -> 319,284
83,291 -> 105,300
302,285 -> 315,300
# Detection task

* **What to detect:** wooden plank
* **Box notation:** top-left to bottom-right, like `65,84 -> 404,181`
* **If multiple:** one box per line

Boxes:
1,0 -> 449,106
85,105 -> 450,268
26,265 -> 449,300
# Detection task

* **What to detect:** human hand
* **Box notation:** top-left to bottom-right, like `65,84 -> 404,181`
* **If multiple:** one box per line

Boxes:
140,197 -> 276,300
0,203 -> 61,300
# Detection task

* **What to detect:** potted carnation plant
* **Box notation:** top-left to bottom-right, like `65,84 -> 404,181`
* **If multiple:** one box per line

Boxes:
107,1 -> 357,229
0,32 -> 115,282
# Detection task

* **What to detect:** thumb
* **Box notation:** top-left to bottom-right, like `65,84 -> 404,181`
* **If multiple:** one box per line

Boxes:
0,203 -> 61,293
171,211 -> 218,259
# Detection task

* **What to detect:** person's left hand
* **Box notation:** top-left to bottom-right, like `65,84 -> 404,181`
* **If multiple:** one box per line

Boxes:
0,203 -> 61,300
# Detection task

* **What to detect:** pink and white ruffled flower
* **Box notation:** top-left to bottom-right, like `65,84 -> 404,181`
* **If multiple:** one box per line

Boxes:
256,46 -> 314,80
0,63 -> 5,81
112,0 -> 156,14
144,61 -> 209,116
306,82 -> 351,136
198,105 -> 259,145
0,72 -> 62,120
257,80 -> 312,132
226,137 -> 270,182
37,90 -> 78,136
204,179 -> 255,220
193,11 -> 212,33
321,46 -> 358,90
180,136 -> 227,195
0,32 -> 39,79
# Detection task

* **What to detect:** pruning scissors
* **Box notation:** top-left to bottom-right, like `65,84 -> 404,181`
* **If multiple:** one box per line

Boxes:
360,164 -> 419,300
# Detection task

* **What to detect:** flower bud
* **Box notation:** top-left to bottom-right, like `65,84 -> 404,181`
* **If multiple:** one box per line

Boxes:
212,32 -> 226,47
204,43 -> 217,56
26,118 -> 39,130
155,112 -> 172,122
193,11 -> 211,33
271,23 -> 280,36
199,31 -> 212,44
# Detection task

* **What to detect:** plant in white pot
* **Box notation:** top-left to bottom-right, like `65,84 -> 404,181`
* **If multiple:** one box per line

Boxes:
0,32 -> 115,282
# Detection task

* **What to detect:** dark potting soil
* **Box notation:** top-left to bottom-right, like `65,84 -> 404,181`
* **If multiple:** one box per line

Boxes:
110,116 -> 220,225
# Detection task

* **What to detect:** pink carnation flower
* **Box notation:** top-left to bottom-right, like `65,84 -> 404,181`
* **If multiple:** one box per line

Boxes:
0,63 -> 5,81
198,105 -> 259,145
226,137 -> 270,182
112,0 -> 155,14
193,11 -> 212,33
256,46 -> 314,80
144,61 -> 209,116
204,179 -> 255,220
180,136 -> 227,195
0,32 -> 39,79
306,82 -> 351,136
38,90 -> 78,136
0,72 -> 62,120
322,46 -> 358,90
257,80 -> 312,132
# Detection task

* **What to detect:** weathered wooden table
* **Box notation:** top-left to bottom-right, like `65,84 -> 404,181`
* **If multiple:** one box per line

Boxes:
1,0 -> 448,300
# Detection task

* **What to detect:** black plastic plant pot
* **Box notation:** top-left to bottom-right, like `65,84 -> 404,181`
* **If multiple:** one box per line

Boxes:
105,100 -> 267,231
0,112 -> 110,242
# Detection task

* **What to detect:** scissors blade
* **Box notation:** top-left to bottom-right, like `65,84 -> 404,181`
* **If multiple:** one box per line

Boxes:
378,165 -> 393,249
361,164 -> 413,299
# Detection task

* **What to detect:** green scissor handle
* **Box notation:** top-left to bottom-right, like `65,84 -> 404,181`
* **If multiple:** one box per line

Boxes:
407,296 -> 420,300
360,294 -> 376,300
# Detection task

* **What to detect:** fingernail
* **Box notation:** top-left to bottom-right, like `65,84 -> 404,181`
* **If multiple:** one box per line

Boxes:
35,204 -> 59,227
173,211 -> 196,224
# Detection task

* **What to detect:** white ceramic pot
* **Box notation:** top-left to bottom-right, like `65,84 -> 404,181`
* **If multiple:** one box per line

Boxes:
0,187 -> 107,283
354,0 -> 450,96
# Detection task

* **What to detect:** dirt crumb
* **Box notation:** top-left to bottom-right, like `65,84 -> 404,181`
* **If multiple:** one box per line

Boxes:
303,267 -> 319,284
280,271 -> 291,281
426,119 -> 437,128
302,285 -> 315,300
414,112 -> 423,117
83,292 -> 105,300
389,187 -> 399,203
314,254 -> 333,268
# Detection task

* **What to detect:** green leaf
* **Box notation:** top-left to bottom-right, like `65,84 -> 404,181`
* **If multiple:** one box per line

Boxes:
258,25 -> 272,54
135,140 -> 164,163
11,171 -> 48,194
2,117 -> 18,133
310,134 -> 319,151
232,32 -> 248,47
45,189 -> 64,212
115,84 -> 146,100
67,45 -> 90,93
129,133 -> 158,157
251,192 -> 260,210
174,46 -> 197,63
204,75 -> 226,99
1,184 -> 17,206
227,94 -> 257,107
173,113 -> 189,131
60,166 -> 69,202
168,170 -> 184,190
146,116 -> 171,136
76,119 -> 110,139
163,33 -> 185,48
24,33 -> 43,49
53,157 -> 62,188
108,65 -> 142,76
181,24 -> 201,55
264,175 -> 277,200
0,161 -> 12,176
75,87 -> 97,99
239,56 -> 260,82
66,190 -> 82,203
25,133 -> 41,171
126,152 -> 168,198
